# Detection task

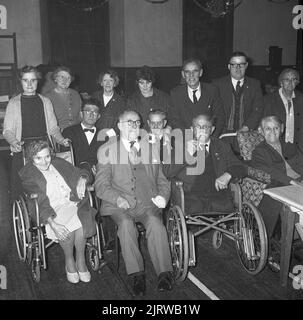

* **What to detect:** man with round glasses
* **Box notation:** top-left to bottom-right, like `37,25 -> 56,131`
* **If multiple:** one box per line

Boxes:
95,110 -> 173,296
213,51 -> 264,134
62,98 -> 102,172
264,68 -> 303,153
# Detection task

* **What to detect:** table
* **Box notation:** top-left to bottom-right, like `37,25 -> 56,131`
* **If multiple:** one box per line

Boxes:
264,185 -> 303,287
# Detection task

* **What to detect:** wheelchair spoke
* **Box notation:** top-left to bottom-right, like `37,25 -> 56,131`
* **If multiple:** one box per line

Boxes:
235,202 -> 268,275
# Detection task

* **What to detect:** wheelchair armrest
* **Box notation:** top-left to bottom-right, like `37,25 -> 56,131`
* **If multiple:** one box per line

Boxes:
30,193 -> 38,199
171,180 -> 185,212
87,185 -> 94,192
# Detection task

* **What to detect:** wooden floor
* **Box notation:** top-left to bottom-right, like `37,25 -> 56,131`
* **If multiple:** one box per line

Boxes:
1,150 -> 303,301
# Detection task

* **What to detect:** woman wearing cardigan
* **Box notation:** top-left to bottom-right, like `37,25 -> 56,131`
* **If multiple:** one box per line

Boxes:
3,65 -> 68,202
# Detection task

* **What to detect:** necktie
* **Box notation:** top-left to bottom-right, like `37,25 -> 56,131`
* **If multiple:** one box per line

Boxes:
287,100 -> 292,114
83,128 -> 94,133
192,89 -> 198,103
199,143 -> 209,156
129,141 -> 140,165
236,80 -> 241,96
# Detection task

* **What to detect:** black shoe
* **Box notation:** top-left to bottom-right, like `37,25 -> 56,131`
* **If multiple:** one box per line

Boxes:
157,272 -> 173,292
132,274 -> 145,296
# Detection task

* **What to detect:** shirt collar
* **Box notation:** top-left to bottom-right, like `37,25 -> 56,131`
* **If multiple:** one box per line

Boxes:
279,87 -> 296,103
187,83 -> 201,94
81,123 -> 96,132
121,137 -> 140,152
231,77 -> 244,88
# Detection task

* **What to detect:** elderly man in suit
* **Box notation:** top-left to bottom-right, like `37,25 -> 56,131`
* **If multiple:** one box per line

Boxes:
95,110 -> 173,296
263,68 -> 303,153
251,116 -> 303,261
170,58 -> 225,137
164,113 -> 247,215
213,52 -> 264,134
62,98 -> 103,175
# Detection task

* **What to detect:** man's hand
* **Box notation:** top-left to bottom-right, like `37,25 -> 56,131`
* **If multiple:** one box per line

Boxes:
117,196 -> 130,210
151,195 -> 166,208
187,139 -> 198,156
76,176 -> 87,199
215,172 -> 232,191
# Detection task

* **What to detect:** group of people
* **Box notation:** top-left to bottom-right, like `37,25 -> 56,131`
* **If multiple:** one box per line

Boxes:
3,51 -> 303,296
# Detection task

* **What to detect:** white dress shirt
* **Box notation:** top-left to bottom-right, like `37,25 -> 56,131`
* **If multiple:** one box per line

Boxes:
231,77 -> 244,91
187,83 -> 201,103
103,93 -> 113,107
279,88 -> 295,143
81,123 -> 96,145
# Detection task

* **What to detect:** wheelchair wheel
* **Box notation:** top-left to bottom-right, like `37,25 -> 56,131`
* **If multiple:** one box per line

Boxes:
234,202 -> 268,275
86,244 -> 100,272
166,205 -> 189,282
212,231 -> 223,249
13,196 -> 32,263
31,258 -> 41,283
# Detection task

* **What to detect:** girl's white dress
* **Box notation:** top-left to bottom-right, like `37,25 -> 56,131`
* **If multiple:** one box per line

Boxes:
41,164 -> 82,240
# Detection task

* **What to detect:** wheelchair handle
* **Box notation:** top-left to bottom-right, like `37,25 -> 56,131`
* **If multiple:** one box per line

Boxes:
30,193 -> 38,199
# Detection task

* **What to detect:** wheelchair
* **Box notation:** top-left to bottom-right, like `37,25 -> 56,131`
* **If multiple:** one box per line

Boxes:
165,131 -> 269,282
12,138 -> 105,282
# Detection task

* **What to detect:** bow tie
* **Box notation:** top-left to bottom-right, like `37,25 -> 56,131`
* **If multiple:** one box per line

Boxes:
83,128 -> 95,133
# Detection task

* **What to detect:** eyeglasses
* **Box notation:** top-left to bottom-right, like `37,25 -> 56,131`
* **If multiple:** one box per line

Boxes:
281,78 -> 299,84
229,63 -> 247,69
183,70 -> 200,76
21,79 -> 38,84
120,120 -> 141,128
83,110 -> 99,116
149,120 -> 165,129
194,124 -> 213,131
56,75 -> 71,81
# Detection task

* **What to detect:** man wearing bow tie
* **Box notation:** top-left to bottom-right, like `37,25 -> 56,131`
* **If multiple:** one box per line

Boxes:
213,52 -> 264,134
164,114 -> 247,215
62,98 -> 102,174
95,110 -> 173,296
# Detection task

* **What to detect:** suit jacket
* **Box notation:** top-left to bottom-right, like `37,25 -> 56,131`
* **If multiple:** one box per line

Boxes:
163,137 -> 247,193
92,90 -> 126,135
62,123 -> 102,167
19,157 -> 96,238
263,90 -> 303,153
169,82 -> 225,137
213,75 -> 264,131
251,140 -> 303,187
95,138 -> 171,216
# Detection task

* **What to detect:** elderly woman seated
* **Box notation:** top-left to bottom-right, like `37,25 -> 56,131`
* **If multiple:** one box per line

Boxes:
251,115 -> 303,262
19,140 -> 96,284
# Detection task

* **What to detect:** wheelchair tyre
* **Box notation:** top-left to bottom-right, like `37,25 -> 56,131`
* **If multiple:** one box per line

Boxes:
166,205 -> 189,282
235,202 -> 268,275
87,245 -> 100,272
31,258 -> 41,283
13,196 -> 32,263
212,231 -> 223,249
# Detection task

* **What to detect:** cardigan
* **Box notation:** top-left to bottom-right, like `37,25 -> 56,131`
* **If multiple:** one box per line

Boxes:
3,94 -> 64,153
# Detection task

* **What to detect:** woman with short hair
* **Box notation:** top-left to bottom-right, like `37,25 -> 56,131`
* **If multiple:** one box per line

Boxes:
3,65 -> 68,202
19,140 -> 96,283
45,66 -> 82,130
